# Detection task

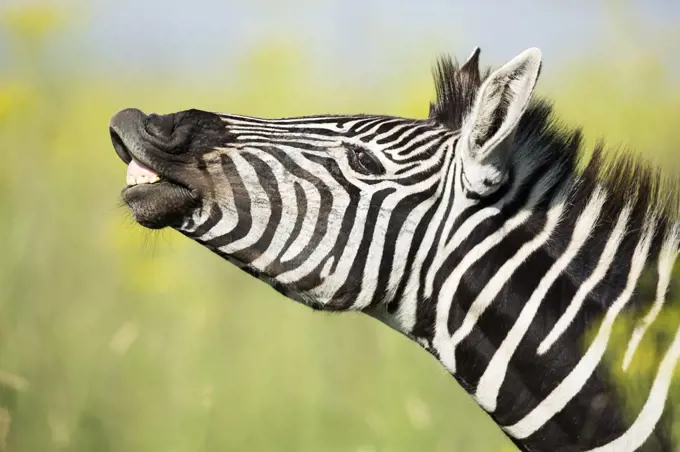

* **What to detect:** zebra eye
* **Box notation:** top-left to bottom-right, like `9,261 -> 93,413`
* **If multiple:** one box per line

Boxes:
348,145 -> 385,175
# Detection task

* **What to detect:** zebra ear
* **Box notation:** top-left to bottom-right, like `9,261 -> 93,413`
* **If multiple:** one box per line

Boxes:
460,47 -> 481,85
459,48 -> 542,196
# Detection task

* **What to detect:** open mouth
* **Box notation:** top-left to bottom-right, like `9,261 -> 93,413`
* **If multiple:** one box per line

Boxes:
110,127 -> 170,191
126,159 -> 161,187
110,126 -> 161,185
109,121 -> 198,229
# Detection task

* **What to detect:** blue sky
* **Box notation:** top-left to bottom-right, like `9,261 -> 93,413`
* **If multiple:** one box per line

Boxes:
1,0 -> 679,78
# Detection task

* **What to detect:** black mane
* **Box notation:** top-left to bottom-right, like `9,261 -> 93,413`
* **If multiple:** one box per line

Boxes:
428,54 -> 490,131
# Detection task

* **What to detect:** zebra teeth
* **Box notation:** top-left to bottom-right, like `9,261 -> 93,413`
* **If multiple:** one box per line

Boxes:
126,159 -> 161,187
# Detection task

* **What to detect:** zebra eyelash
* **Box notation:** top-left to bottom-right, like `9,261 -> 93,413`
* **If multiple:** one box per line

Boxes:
346,143 -> 386,176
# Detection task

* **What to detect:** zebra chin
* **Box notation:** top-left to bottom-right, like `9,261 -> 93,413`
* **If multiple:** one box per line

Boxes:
122,181 -> 198,229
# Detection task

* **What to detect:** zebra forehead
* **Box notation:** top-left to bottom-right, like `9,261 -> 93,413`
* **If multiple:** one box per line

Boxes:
214,114 -> 453,151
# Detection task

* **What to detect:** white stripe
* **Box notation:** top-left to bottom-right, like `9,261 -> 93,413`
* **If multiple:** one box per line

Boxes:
353,119 -> 411,141
426,145 -> 562,301
275,157 -> 351,285
586,322 -> 680,451
218,153 -> 271,253
298,195 -> 370,300
278,178 -> 320,263
396,153 -> 459,330
537,205 -> 631,355
320,256 -> 335,279
185,153 -> 241,239
385,196 -> 437,331
424,207 -> 499,299
622,225 -> 680,370
349,118 -> 387,133
382,131 -> 451,161
432,172 -> 563,374
245,150 -> 300,269
381,140 -> 450,179
232,135 -> 340,146
476,189 -> 605,412
505,216 -> 656,439
447,187 -> 568,376
355,176 -> 442,310
354,192 -> 407,309
223,115 -> 348,127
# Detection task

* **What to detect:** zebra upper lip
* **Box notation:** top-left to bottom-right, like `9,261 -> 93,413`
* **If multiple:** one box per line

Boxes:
110,127 -> 164,185
110,126 -> 134,165
110,108 -> 168,169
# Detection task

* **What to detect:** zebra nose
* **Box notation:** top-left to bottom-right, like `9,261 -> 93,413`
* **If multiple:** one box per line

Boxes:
145,113 -> 175,140
110,108 -> 146,133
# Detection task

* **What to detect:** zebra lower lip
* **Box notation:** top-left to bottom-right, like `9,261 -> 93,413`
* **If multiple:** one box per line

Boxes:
120,179 -> 196,229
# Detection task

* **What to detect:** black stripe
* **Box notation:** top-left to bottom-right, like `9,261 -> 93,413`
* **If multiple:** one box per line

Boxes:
266,182 -> 307,275
369,187 -> 437,308
191,204 -> 223,238
261,151 -> 335,274
327,187 -> 396,310
201,155 -> 252,248
230,153 -> 283,264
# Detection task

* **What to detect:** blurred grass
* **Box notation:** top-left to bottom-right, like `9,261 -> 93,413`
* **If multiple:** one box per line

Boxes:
0,3 -> 679,452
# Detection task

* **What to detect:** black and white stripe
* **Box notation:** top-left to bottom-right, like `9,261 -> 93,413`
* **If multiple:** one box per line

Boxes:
162,48 -> 680,451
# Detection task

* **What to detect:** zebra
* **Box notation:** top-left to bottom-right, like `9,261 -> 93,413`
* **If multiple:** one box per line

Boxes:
109,47 -> 680,451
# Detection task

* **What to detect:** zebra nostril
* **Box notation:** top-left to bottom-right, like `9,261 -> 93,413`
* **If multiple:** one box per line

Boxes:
145,113 -> 175,140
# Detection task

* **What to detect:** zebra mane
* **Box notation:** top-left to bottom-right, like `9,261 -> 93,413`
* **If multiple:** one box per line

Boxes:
428,50 -> 491,131
429,50 -> 680,229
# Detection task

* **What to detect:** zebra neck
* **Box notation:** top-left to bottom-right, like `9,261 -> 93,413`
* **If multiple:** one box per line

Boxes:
393,171 -> 680,450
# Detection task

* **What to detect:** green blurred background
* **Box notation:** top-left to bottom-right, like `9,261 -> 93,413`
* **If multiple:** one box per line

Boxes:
0,1 -> 679,451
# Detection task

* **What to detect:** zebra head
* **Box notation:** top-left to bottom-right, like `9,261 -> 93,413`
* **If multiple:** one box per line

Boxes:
109,48 -> 542,313
110,47 -> 680,451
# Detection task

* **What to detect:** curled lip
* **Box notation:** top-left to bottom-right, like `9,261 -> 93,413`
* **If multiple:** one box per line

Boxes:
110,126 -> 134,165
109,113 -> 193,196
110,128 -> 163,193
109,108 -> 210,230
